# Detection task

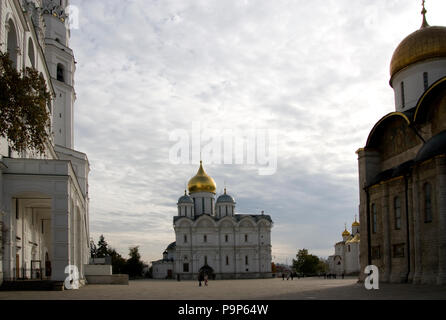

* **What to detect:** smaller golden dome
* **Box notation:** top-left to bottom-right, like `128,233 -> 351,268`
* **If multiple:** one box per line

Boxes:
188,161 -> 217,194
352,219 -> 360,227
342,228 -> 351,237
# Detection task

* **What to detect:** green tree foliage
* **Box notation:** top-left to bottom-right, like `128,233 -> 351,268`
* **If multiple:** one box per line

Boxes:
293,249 -> 325,276
0,52 -> 52,154
96,234 -> 109,258
126,246 -> 144,279
108,248 -> 127,274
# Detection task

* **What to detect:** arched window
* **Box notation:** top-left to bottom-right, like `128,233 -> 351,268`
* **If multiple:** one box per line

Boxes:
372,204 -> 378,234
394,196 -> 401,230
424,183 -> 433,223
57,63 -> 65,82
28,38 -> 35,68
7,19 -> 18,68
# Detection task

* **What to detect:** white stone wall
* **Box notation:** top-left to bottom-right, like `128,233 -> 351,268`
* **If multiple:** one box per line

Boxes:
174,215 -> 272,279
391,59 -> 446,111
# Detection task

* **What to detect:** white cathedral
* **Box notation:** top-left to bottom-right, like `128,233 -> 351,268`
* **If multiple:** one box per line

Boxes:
328,219 -> 360,276
152,162 -> 273,280
0,0 -> 90,286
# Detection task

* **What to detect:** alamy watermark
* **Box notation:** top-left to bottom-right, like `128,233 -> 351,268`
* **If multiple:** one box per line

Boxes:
64,265 -> 80,290
364,265 -> 379,290
169,122 -> 278,176
65,5 -> 80,30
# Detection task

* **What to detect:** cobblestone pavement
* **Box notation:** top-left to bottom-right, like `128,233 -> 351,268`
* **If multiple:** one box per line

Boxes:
0,277 -> 445,300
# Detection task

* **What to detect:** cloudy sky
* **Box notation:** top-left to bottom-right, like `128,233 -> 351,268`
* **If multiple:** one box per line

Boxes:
69,0 -> 446,264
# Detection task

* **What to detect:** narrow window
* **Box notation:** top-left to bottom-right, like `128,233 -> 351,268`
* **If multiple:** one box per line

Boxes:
225,235 -> 229,243
184,234 -> 187,243
202,198 -> 205,213
226,256 -> 229,266
204,235 -> 207,243
183,263 -> 189,272
372,204 -> 377,234
423,72 -> 429,90
424,183 -> 433,223
394,196 -> 401,230
372,246 -> 381,260
57,64 -> 65,82
219,206 -> 221,217
393,244 -> 405,258
348,245 -> 351,252
401,82 -> 405,109
245,256 -> 249,265
41,220 -> 44,234
225,206 -> 228,216
245,234 -> 248,242
204,256 -> 208,265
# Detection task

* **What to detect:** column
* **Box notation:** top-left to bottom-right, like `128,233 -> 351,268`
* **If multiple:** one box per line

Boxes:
51,184 -> 70,282
382,183 -> 391,282
412,167 -> 422,284
436,157 -> 446,285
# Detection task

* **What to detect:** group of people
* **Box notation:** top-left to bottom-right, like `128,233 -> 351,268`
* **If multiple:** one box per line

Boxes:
198,273 -> 209,287
281,272 -> 298,280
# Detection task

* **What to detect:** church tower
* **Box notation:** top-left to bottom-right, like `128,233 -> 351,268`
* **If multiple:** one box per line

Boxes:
390,2 -> 446,111
42,0 -> 75,149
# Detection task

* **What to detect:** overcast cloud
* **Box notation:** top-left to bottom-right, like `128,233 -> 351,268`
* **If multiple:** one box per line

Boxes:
70,0 -> 446,264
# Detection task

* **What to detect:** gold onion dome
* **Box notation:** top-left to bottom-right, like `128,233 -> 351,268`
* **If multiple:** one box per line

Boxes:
352,219 -> 360,227
187,161 -> 217,194
390,6 -> 446,78
342,228 -> 351,237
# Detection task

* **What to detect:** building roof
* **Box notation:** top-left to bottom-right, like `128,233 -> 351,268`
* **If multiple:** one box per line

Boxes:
390,24 -> 446,79
415,130 -> 446,163
173,214 -> 272,224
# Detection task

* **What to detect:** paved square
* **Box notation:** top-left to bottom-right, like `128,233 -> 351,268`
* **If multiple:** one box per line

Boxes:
0,277 -> 445,300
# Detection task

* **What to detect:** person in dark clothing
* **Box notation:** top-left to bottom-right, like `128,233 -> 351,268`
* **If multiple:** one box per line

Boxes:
198,273 -> 204,287
282,273 -> 285,280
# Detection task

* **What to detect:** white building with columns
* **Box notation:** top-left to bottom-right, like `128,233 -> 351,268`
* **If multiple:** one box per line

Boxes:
0,0 -> 90,285
152,162 -> 273,280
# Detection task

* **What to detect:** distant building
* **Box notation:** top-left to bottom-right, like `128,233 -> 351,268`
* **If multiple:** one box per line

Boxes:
152,162 -> 273,280
328,219 -> 360,276
357,7 -> 446,284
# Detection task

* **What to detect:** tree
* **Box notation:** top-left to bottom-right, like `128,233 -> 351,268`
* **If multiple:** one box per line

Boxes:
96,234 -> 109,258
125,246 -> 144,279
89,238 -> 98,258
0,52 -> 52,154
293,249 -> 323,276
108,248 -> 127,274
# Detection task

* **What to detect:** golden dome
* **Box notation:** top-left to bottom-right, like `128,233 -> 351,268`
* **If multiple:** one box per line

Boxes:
342,228 -> 351,237
187,161 -> 217,194
352,219 -> 360,227
390,25 -> 446,78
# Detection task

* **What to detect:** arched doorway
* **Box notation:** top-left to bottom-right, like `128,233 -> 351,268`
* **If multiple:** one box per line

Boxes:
199,265 -> 214,280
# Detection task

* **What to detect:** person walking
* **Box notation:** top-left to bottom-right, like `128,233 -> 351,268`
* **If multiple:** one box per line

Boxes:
198,273 -> 203,287
204,274 -> 209,286
282,273 -> 285,280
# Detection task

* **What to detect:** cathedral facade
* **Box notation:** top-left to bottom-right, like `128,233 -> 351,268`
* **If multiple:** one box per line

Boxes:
357,8 -> 446,285
152,162 -> 273,280
0,0 -> 90,285
328,219 -> 360,276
